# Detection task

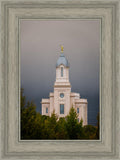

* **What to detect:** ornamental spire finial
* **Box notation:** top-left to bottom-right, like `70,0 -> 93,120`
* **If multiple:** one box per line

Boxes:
61,45 -> 64,53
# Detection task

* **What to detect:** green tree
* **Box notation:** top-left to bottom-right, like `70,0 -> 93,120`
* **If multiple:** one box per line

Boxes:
43,111 -> 58,139
76,119 -> 85,139
21,88 -> 26,112
66,107 -> 79,139
56,117 -> 68,139
21,88 -> 37,139
83,125 -> 97,139
21,88 -> 99,140
95,112 -> 99,139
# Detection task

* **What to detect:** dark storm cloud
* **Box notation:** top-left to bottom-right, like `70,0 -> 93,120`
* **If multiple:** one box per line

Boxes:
20,20 -> 100,125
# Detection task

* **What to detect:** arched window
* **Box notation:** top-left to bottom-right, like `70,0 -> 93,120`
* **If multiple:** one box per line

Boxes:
46,108 -> 48,113
77,108 -> 79,113
61,67 -> 63,77
60,104 -> 64,114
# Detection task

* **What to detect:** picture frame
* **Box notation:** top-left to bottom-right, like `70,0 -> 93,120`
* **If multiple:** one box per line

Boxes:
0,0 -> 120,159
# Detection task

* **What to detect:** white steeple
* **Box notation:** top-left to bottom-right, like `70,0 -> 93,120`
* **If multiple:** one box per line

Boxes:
55,46 -> 71,86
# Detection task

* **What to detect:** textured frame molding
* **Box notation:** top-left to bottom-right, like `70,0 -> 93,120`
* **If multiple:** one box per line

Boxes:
0,0 -> 120,159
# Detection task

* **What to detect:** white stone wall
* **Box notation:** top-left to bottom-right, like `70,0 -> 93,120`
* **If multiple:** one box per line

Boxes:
56,65 -> 69,83
53,87 -> 71,117
41,94 -> 87,125
41,64 -> 88,126
49,93 -> 54,116
41,101 -> 50,116
84,104 -> 88,125
70,92 -> 80,108
75,99 -> 88,125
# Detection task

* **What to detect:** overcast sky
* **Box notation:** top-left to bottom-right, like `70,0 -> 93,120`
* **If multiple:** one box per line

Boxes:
20,20 -> 100,126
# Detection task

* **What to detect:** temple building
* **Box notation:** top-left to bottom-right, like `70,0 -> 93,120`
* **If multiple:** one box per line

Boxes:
41,46 -> 88,125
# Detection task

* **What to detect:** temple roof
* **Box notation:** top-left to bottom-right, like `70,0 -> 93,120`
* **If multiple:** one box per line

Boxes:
56,53 -> 69,67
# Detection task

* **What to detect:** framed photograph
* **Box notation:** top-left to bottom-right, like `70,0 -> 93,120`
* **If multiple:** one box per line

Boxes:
0,0 -> 120,159
20,19 -> 100,140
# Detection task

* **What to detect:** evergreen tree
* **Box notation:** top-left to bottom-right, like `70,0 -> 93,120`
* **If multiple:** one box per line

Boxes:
21,88 -> 37,139
95,112 -> 99,139
66,107 -> 79,139
43,111 -> 58,139
56,117 -> 68,139
21,88 -> 99,140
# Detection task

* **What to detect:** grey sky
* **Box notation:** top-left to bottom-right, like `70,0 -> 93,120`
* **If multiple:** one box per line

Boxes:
20,20 -> 100,126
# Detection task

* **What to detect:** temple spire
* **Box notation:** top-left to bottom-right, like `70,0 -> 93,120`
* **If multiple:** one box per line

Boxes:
61,45 -> 64,53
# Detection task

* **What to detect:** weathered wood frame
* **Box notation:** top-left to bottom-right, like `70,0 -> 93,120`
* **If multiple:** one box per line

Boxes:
0,0 -> 120,159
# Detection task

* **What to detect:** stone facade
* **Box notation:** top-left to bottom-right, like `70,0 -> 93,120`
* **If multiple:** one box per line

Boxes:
41,51 -> 88,125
